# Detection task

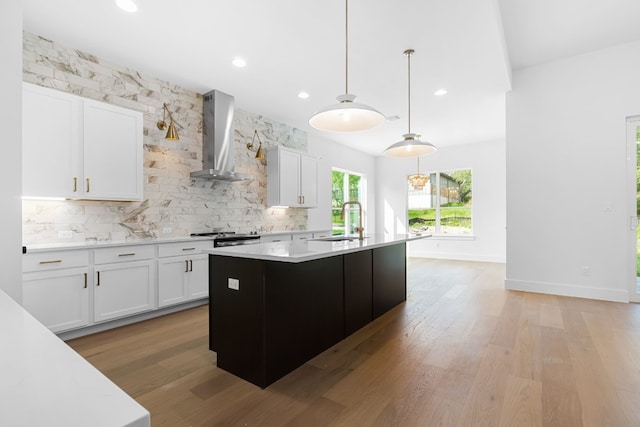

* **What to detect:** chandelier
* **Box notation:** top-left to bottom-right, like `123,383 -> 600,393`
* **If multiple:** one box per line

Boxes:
408,157 -> 429,190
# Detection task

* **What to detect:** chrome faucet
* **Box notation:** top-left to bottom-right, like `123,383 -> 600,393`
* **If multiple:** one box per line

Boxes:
340,201 -> 364,240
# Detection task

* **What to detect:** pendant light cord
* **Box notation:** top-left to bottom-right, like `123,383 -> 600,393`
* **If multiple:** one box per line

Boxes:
405,49 -> 414,134
345,0 -> 349,95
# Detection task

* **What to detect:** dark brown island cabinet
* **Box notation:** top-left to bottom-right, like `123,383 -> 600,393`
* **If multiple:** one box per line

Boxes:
209,242 -> 407,388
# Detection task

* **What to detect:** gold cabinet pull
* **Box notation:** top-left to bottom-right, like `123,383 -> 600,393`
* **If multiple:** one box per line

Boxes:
182,247 -> 196,251
185,260 -> 189,273
73,177 -> 78,192
118,253 -> 136,257
96,271 -> 100,286
83,272 -> 87,289
39,260 -> 62,264
86,178 -> 90,193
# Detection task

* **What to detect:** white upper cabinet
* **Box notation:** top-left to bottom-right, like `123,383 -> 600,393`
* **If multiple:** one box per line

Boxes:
22,83 -> 81,199
266,146 -> 318,207
22,83 -> 143,201
82,100 -> 143,200
299,153 -> 318,207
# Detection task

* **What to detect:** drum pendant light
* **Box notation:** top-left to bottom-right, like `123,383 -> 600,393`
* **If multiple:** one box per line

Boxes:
308,0 -> 385,132
385,49 -> 437,157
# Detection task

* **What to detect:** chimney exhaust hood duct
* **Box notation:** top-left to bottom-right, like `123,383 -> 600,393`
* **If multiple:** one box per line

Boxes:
190,90 -> 253,182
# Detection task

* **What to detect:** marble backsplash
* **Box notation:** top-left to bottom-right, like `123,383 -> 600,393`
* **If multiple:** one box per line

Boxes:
22,32 -> 309,245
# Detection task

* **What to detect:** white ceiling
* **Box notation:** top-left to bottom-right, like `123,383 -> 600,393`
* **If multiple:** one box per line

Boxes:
22,0 -> 640,156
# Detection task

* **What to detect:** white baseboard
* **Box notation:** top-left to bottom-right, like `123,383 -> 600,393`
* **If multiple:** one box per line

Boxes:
505,278 -> 629,303
409,250 -> 506,263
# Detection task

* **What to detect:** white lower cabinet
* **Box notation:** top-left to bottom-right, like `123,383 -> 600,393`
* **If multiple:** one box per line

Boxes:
19,238 -> 219,334
313,230 -> 332,239
158,254 -> 208,307
93,246 -> 155,323
157,241 -> 212,308
292,232 -> 313,241
22,250 -> 90,333
23,268 -> 90,333
260,234 -> 292,243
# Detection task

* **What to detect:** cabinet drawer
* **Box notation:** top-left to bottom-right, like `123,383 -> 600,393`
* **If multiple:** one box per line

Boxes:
313,231 -> 332,239
94,245 -> 155,264
260,234 -> 292,243
158,241 -> 213,258
292,233 -> 313,241
23,250 -> 89,273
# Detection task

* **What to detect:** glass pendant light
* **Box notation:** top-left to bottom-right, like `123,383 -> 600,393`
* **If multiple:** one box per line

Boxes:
308,0 -> 385,132
408,156 -> 429,190
385,49 -> 437,157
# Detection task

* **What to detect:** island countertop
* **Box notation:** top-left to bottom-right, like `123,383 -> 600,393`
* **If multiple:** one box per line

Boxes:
202,233 -> 430,263
0,290 -> 150,427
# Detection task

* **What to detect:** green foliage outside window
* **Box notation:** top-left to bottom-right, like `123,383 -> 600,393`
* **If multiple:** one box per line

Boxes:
408,169 -> 472,235
332,170 -> 363,235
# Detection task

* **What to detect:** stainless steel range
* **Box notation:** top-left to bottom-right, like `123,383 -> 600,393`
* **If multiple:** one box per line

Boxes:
190,231 -> 260,247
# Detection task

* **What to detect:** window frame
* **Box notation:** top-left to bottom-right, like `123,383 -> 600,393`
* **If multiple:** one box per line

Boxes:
407,168 -> 473,237
332,168 -> 367,236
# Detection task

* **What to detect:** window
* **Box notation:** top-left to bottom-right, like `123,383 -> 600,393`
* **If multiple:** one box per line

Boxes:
332,169 -> 366,235
408,169 -> 472,235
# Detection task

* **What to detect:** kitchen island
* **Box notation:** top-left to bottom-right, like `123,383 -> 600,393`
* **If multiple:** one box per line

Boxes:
203,234 -> 429,388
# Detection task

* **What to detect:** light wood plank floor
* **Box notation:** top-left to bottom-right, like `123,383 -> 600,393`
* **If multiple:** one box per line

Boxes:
68,259 -> 640,426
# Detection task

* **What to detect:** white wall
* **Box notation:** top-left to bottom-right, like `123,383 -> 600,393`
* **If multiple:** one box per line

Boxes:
506,40 -> 640,302
307,134 -> 377,233
376,139 -> 506,262
0,2 -> 23,302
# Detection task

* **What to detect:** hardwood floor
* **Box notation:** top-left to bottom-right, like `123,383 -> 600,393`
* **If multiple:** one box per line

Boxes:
67,259 -> 640,426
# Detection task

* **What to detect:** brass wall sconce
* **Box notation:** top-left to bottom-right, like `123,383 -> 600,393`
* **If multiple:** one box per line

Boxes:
157,103 -> 179,140
247,130 -> 266,161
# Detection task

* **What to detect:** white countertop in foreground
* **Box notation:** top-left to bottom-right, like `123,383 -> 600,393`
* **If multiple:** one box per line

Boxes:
0,291 -> 150,427
202,234 -> 431,263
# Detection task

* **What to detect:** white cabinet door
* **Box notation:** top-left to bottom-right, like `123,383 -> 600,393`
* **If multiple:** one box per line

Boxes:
158,254 -> 208,307
22,83 -> 143,201
278,149 -> 301,206
22,83 -> 81,199
83,100 -> 143,201
23,268 -> 89,333
94,260 -> 155,322
260,234 -> 292,243
267,146 -> 318,207
299,154 -> 318,207
292,232 -> 313,241
157,257 -> 189,307
188,254 -> 209,299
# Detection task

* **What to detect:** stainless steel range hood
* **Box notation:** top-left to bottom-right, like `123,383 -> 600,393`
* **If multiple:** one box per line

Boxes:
190,89 -> 253,182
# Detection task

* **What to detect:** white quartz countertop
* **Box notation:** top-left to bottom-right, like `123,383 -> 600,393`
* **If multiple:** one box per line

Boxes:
0,290 -> 150,427
24,230 -> 329,253
202,234 -> 431,263
24,235 -> 214,253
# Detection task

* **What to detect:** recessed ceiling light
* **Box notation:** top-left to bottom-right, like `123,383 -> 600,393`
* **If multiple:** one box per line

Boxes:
115,0 -> 137,13
232,57 -> 247,68
298,91 -> 310,99
434,88 -> 448,96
